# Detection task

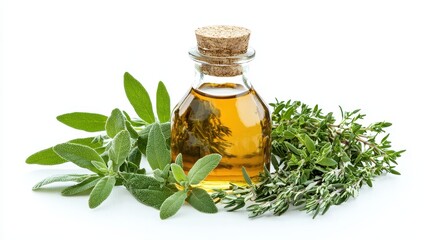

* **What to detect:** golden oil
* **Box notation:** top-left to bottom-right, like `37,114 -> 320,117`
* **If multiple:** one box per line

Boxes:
171,83 -> 271,189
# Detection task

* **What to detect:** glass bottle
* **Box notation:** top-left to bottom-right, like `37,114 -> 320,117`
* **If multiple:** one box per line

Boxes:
170,26 -> 271,189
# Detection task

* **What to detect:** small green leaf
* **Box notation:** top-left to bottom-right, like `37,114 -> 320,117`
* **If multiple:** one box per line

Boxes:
33,174 -> 88,190
124,174 -> 175,210
105,108 -> 126,138
241,167 -> 252,185
316,157 -> 337,167
175,153 -> 183,168
62,177 -> 100,196
26,137 -> 103,165
91,161 -> 108,173
304,134 -> 316,153
124,72 -> 155,124
389,169 -> 401,175
88,176 -> 116,209
70,137 -> 105,153
156,81 -> 170,123
283,130 -> 295,139
146,122 -> 171,170
121,173 -> 159,189
171,163 -> 187,184
284,142 -> 302,155
271,154 -> 279,171
53,143 -> 105,174
128,147 -> 142,171
26,148 -> 67,165
160,190 -> 187,219
187,188 -> 218,213
56,112 -> 108,132
188,154 -> 222,185
126,121 -> 139,139
130,188 -> 174,210
108,130 -> 131,167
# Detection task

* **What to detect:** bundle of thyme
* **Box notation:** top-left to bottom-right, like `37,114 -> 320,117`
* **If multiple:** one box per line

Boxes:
213,100 -> 404,218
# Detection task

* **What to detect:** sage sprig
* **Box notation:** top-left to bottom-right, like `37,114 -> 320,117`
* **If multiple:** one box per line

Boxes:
28,72 -> 220,219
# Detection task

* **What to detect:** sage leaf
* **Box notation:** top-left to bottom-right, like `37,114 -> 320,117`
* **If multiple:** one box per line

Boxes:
124,72 -> 155,124
91,161 -> 108,173
156,81 -> 170,123
129,188 -> 174,210
53,143 -> 105,174
33,174 -> 88,190
121,173 -> 159,189
128,147 -> 142,172
108,130 -> 131,167
126,121 -> 139,139
88,176 -> 116,209
122,173 -> 174,209
187,188 -> 217,213
175,153 -> 183,168
160,190 -> 187,219
26,148 -> 67,165
56,112 -> 107,132
26,137 -> 103,165
146,122 -> 170,170
62,177 -> 100,196
171,163 -> 187,183
188,154 -> 222,185
105,108 -> 126,138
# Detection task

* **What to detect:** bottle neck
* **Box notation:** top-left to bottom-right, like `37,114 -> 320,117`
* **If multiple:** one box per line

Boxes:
192,63 -> 252,93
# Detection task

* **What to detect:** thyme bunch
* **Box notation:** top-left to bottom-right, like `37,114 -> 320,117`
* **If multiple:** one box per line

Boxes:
213,100 -> 404,218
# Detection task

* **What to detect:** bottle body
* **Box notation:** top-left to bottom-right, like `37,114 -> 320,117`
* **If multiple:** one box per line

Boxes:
171,61 -> 271,189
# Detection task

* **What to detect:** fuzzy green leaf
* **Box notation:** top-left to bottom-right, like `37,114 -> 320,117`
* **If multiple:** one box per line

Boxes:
56,112 -> 107,132
88,176 -> 116,209
26,148 -> 67,165
188,154 -> 222,185
62,177 -> 100,196
124,72 -> 155,124
53,143 -> 105,174
91,161 -> 108,173
187,188 -> 217,213
105,108 -> 126,138
33,174 -> 88,190
160,190 -> 187,219
175,153 -> 183,168
108,130 -> 131,167
26,137 -> 103,165
146,122 -> 171,170
122,173 -> 175,209
156,81 -> 170,123
171,163 -> 188,183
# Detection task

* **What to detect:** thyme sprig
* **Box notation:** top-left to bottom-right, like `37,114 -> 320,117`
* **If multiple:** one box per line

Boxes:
213,100 -> 404,218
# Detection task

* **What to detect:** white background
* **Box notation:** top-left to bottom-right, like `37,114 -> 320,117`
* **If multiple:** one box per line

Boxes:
1,0 -> 429,239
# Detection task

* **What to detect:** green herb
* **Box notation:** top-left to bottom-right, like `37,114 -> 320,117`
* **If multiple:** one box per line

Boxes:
28,72 -> 220,218
212,100 -> 404,218
56,112 -> 108,132
27,72 -> 404,219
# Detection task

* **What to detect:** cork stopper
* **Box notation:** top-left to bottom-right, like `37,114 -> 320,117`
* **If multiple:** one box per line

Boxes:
194,25 -> 251,77
195,25 -> 250,57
